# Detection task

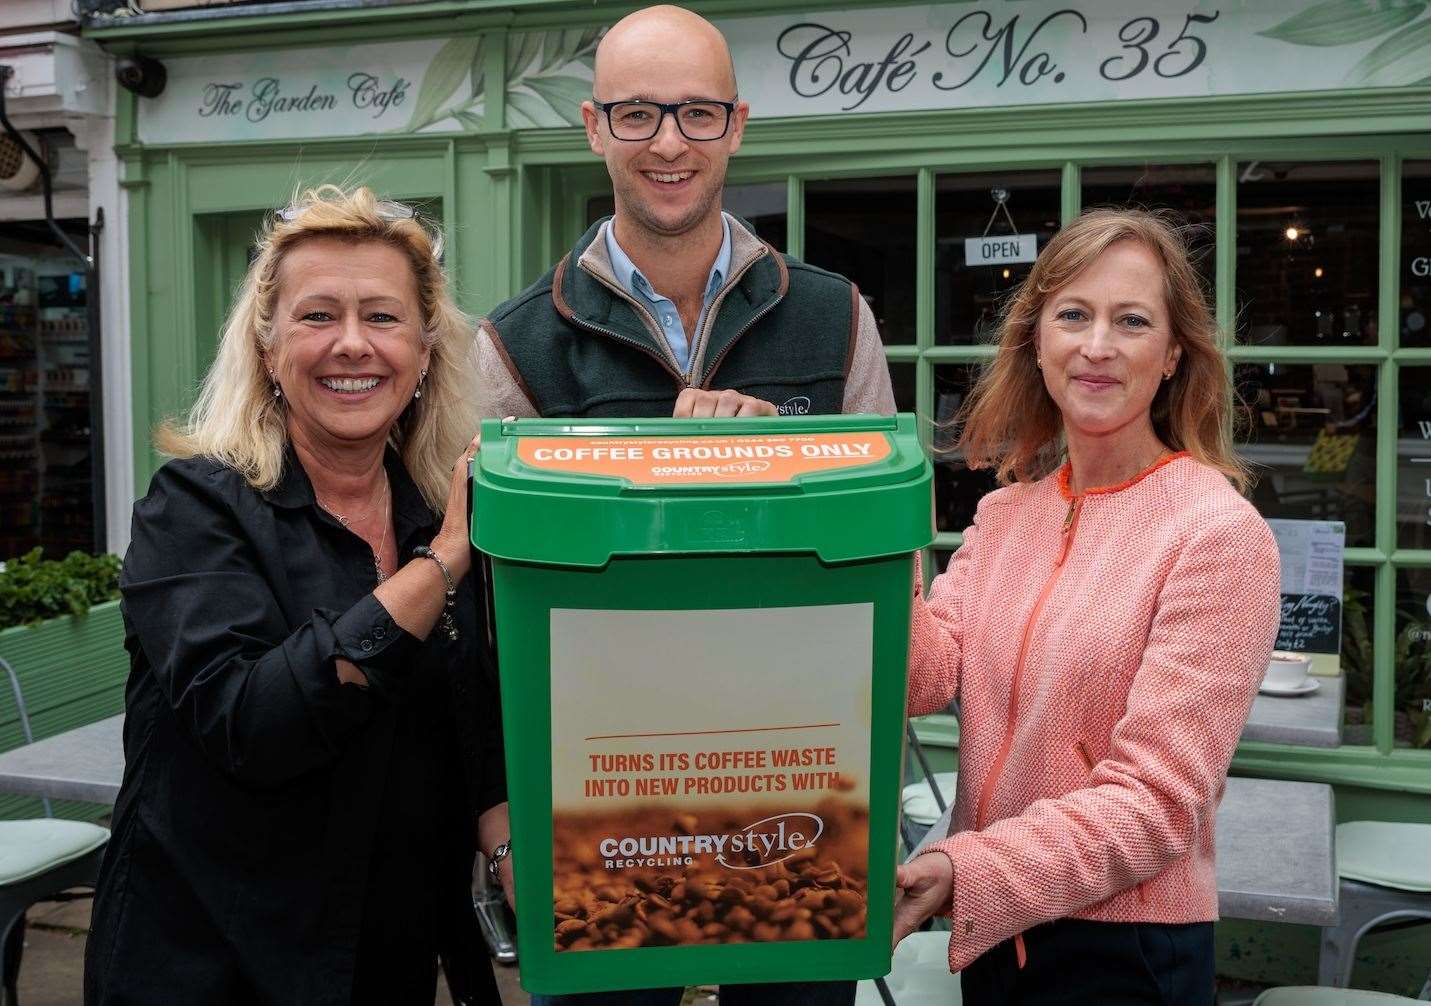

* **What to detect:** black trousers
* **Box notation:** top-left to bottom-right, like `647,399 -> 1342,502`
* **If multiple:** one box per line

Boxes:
960,919 -> 1214,1006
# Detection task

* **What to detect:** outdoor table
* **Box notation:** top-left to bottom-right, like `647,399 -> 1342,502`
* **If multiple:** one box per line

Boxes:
1241,676 -> 1345,749
0,714 -> 124,804
908,776 -> 1338,926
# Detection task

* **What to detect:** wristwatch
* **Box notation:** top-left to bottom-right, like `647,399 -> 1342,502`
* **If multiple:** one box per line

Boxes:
487,840 -> 512,883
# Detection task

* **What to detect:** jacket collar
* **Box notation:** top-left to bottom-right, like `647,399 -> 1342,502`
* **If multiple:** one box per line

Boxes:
554,212 -> 787,383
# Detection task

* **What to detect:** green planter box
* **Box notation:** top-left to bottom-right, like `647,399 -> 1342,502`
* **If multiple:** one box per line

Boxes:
0,600 -> 128,821
474,414 -> 932,995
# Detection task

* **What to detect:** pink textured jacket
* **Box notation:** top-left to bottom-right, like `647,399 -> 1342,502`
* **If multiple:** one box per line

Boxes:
909,453 -> 1281,973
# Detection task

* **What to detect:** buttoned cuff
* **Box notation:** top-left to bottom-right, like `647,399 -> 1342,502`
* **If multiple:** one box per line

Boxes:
330,594 -> 421,697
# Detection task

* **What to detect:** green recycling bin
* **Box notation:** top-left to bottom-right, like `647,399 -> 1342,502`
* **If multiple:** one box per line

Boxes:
472,414 -> 932,995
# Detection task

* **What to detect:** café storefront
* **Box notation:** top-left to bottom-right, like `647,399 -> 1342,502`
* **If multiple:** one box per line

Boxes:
89,0 -> 1431,983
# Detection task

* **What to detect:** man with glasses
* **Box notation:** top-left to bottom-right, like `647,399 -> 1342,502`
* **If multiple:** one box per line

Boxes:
476,3 -> 894,425
477,7 -> 889,1004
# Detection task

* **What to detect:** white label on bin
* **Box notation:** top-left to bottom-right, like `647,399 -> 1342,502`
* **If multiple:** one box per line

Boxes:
549,604 -> 873,951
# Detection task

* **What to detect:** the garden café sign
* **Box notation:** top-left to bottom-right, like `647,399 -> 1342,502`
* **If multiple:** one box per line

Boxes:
138,1 -> 1431,143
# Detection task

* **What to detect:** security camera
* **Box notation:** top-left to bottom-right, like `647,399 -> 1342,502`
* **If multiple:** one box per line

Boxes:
115,56 -> 166,99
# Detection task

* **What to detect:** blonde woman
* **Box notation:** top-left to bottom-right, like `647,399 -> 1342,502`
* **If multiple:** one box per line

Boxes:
84,186 -> 510,1006
893,209 -> 1280,1004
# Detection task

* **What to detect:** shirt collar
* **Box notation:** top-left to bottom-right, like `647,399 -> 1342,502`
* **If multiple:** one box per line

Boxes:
602,213 -> 732,302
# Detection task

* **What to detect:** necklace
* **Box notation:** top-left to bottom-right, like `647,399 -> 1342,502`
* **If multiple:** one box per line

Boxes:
317,472 -> 392,584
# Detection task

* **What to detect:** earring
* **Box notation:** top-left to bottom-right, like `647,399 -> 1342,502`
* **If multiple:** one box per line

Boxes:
1035,357 -> 1043,370
414,369 -> 427,400
269,372 -> 281,398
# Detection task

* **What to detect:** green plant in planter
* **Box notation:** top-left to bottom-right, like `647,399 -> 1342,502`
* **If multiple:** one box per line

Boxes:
0,549 -> 121,632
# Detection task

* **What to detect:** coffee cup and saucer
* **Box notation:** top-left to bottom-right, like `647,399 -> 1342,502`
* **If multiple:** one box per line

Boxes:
1260,651 -> 1320,697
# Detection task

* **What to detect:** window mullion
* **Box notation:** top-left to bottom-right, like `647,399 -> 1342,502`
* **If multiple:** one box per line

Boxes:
785,175 -> 803,261
1216,154 -> 1236,345
1375,153 -> 1402,754
1060,162 -> 1080,225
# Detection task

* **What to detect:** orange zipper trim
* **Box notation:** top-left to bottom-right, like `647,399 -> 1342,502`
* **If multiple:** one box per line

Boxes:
974,495 -> 1083,971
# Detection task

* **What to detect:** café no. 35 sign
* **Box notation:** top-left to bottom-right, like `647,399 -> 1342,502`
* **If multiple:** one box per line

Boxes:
720,0 -> 1431,118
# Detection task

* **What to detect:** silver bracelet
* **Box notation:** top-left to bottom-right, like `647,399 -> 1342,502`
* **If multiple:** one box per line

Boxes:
413,545 -> 459,641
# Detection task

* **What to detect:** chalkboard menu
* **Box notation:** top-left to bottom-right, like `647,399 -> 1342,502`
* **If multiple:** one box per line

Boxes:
1266,519 -> 1345,675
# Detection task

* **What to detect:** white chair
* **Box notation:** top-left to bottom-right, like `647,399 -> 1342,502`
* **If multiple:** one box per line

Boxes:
1317,822 -> 1431,990
855,931 -> 962,1005
1253,987 -> 1424,1005
0,657 -> 109,1005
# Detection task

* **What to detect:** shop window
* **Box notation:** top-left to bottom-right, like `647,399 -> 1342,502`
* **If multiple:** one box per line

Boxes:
584,194 -> 614,225
1236,160 -> 1379,346
722,182 -> 787,251
1340,564 -> 1378,745
935,170 -> 1060,346
1235,362 -> 1378,547
1394,567 -> 1431,749
0,237 -> 95,561
1399,366 -> 1431,552
804,176 -> 917,346
1082,163 -> 1216,293
888,360 -> 915,416
1403,160 -> 1431,349
932,364 -> 1000,535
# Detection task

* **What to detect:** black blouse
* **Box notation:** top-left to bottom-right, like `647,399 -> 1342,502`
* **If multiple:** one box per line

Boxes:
83,449 -> 505,1006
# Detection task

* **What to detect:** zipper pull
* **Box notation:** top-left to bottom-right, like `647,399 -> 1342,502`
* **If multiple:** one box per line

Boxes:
1056,497 -> 1081,566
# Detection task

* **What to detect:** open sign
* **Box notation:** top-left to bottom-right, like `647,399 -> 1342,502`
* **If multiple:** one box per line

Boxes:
965,234 -> 1038,266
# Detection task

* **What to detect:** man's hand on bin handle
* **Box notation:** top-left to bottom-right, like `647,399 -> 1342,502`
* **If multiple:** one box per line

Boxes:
673,388 -> 777,418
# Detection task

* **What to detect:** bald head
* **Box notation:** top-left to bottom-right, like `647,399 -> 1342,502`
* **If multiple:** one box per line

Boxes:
593,5 -> 737,99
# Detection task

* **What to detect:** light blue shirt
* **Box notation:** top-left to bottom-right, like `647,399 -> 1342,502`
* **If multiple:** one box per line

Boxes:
603,216 -> 732,374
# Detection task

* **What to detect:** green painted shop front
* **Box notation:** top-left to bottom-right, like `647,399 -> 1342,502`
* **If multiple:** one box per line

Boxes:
90,0 -> 1431,990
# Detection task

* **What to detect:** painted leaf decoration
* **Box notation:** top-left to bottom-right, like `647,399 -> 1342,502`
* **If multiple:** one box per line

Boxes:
408,36 -> 481,131
520,74 -> 591,126
506,32 -> 543,82
506,88 -> 564,129
1349,17 -> 1431,83
1258,0 -> 1423,46
541,29 -> 585,73
454,110 -> 484,131
469,35 -> 487,99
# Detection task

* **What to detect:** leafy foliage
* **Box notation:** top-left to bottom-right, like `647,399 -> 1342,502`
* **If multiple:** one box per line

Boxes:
402,27 -> 603,134
0,549 -> 121,632
1260,1 -> 1431,86
1258,1 -> 1424,47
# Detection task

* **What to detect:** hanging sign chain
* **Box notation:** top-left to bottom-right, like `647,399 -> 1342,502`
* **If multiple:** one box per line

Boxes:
982,188 -> 1021,237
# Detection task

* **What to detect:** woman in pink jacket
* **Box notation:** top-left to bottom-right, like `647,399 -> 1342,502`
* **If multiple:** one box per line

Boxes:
893,208 -> 1282,1004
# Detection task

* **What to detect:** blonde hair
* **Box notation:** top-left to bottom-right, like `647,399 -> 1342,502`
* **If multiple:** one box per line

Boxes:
156,184 -> 476,513
958,207 -> 1250,492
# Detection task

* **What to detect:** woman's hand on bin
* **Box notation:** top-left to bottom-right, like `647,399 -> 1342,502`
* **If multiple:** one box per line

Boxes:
893,852 -> 954,946
673,388 -> 777,418
431,432 -> 482,581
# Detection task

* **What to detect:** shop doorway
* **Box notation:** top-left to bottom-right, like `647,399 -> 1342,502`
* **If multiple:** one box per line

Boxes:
0,219 -> 97,559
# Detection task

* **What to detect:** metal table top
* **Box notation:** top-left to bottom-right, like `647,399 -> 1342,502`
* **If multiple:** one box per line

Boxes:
0,714 -> 124,805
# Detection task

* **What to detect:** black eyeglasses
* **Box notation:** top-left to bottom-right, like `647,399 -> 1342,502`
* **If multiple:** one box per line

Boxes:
592,99 -> 737,142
